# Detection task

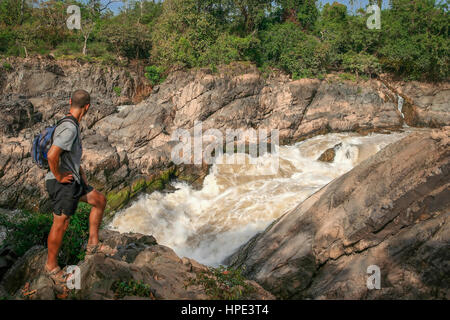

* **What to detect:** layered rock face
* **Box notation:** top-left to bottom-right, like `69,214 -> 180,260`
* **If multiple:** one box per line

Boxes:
0,230 -> 273,300
0,58 -> 448,214
227,128 -> 450,299
388,80 -> 450,127
0,57 -> 149,211
1,56 -> 148,106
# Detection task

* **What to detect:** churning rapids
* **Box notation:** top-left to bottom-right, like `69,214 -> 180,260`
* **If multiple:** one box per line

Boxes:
109,130 -> 413,266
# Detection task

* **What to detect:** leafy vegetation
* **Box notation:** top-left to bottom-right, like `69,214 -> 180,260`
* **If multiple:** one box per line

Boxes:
113,86 -> 122,96
0,0 -> 448,81
2,62 -> 12,70
144,65 -> 164,85
186,265 -> 255,300
112,279 -> 155,299
0,203 -> 91,265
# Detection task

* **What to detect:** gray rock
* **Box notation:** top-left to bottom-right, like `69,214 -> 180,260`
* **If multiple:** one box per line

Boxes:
0,97 -> 35,137
1,245 -> 47,294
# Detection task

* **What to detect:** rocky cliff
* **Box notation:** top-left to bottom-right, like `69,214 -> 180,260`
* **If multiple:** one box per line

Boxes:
1,57 -> 449,300
227,128 -> 450,299
1,58 -> 448,213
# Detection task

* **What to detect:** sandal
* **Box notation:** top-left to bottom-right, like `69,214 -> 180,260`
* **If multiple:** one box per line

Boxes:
45,266 -> 69,291
85,242 -> 117,256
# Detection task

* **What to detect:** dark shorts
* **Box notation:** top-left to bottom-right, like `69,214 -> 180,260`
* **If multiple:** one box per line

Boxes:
46,179 -> 94,216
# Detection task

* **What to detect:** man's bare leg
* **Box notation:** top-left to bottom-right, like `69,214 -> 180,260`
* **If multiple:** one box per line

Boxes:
46,214 -> 70,271
80,190 -> 107,246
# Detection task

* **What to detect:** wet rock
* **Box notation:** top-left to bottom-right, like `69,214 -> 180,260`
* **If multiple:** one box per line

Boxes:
0,284 -> 7,299
28,275 -> 55,300
229,128 -> 450,299
0,246 -> 18,282
317,143 -> 342,162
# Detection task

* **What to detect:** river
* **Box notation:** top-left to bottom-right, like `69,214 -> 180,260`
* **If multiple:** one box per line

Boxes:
109,130 -> 412,266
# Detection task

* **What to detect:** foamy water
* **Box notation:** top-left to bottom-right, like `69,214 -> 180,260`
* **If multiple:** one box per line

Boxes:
109,131 -> 411,266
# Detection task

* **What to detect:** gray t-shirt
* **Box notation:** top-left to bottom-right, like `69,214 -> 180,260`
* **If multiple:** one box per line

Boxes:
45,120 -> 82,183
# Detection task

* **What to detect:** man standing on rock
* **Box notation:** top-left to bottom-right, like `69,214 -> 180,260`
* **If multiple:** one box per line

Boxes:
44,90 -> 114,284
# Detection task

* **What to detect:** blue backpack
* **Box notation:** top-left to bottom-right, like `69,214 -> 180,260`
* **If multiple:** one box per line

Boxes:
31,116 -> 78,169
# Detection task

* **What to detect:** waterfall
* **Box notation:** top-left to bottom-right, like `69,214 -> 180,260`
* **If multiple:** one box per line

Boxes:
109,131 -> 412,266
398,95 -> 405,118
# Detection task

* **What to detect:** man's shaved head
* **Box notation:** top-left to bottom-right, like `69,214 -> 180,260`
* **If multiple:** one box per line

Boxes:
71,90 -> 90,108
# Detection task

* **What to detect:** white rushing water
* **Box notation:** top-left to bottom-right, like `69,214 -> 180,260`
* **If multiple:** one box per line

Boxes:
109,131 -> 411,266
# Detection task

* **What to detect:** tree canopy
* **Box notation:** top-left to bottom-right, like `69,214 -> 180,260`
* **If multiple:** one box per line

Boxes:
0,0 -> 448,81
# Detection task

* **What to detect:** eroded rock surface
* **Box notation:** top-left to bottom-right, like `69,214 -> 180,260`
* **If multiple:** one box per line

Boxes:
228,128 -> 450,299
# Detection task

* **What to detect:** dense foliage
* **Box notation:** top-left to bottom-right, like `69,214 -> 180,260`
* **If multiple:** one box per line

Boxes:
112,279 -> 155,299
0,203 -> 91,265
0,0 -> 448,80
186,265 -> 255,300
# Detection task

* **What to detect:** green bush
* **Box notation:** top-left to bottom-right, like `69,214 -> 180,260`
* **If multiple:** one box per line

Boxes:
2,62 -> 12,70
112,279 -> 154,299
0,203 -> 91,266
186,265 -> 254,300
0,28 -> 16,54
54,42 -> 82,56
144,65 -> 164,86
113,86 -> 122,97
259,22 -> 328,78
341,51 -> 381,78
200,33 -> 260,68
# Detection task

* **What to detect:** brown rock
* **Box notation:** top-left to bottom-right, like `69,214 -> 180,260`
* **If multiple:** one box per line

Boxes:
317,143 -> 342,162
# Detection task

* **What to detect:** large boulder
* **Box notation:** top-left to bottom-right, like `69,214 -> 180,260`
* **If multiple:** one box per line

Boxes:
228,127 -> 450,299
0,230 -> 274,300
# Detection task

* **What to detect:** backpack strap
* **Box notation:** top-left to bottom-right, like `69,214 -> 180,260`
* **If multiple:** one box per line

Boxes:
51,115 -> 80,144
56,115 -> 79,128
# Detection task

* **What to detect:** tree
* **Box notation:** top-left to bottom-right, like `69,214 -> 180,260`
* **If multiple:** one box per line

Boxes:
99,16 -> 152,59
0,0 -> 32,26
379,0 -> 449,80
15,23 -> 36,57
229,0 -> 272,32
150,0 -> 221,67
277,0 -> 318,29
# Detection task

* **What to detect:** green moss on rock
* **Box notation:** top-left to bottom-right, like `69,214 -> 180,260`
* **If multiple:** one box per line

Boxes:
105,167 -> 176,215
106,188 -> 130,213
